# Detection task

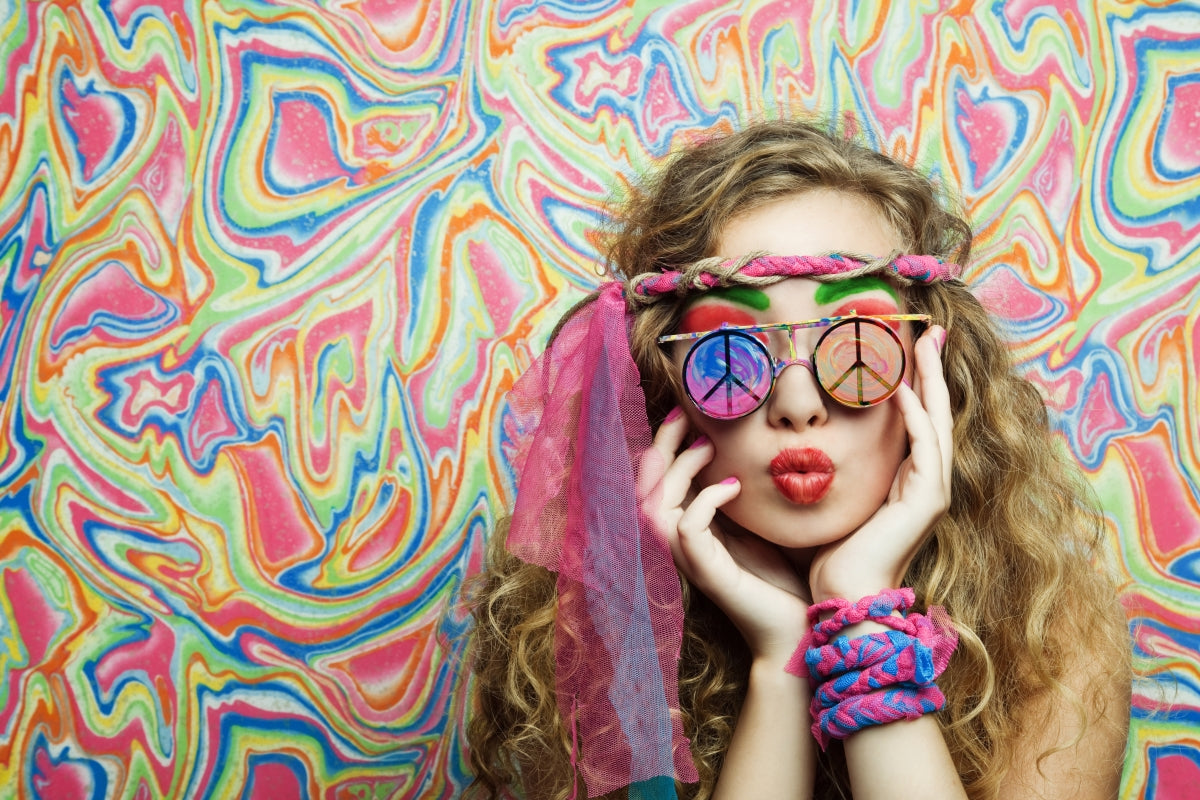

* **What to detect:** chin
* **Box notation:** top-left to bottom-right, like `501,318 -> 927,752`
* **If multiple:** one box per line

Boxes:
719,499 -> 865,551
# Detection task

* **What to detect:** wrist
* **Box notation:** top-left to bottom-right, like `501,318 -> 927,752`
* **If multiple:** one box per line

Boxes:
811,575 -> 902,605
751,656 -> 811,693
750,636 -> 811,673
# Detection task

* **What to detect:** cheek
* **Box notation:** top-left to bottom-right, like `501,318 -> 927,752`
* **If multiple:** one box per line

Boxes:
876,409 -> 909,463
845,405 -> 906,459
686,418 -> 744,481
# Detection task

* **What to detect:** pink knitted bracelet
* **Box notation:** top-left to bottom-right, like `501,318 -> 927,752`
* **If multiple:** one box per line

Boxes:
811,629 -> 945,710
788,591 -> 958,681
783,588 -> 959,748
807,587 -> 916,647
812,683 -> 948,748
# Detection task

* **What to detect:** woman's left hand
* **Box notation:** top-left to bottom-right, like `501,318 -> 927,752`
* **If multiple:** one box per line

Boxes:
807,326 -> 954,602
642,411 -> 811,666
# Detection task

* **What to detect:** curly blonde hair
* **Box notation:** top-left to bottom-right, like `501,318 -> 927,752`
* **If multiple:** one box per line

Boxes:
464,119 -> 1129,799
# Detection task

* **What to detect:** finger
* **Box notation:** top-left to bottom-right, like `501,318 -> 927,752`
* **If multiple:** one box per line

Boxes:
892,381 -> 944,486
672,478 -> 741,588
638,406 -> 688,500
915,326 -> 951,420
914,326 -> 953,486
654,405 -> 689,453
659,435 -> 716,510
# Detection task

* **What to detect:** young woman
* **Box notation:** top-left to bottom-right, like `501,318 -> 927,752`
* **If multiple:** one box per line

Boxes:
465,120 -> 1131,799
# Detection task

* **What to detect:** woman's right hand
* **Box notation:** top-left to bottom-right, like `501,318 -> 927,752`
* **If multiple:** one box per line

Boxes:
641,408 -> 811,666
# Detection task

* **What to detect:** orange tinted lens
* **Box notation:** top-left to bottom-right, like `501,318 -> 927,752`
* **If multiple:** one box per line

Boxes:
813,318 -> 905,406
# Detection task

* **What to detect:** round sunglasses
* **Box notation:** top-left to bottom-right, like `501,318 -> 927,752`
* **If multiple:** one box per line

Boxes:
658,314 -> 931,420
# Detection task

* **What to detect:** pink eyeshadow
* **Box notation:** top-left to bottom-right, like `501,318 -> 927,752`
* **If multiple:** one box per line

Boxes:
678,304 -> 757,334
832,298 -> 902,329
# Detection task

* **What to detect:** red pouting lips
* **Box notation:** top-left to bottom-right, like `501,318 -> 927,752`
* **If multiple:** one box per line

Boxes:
769,447 -> 835,504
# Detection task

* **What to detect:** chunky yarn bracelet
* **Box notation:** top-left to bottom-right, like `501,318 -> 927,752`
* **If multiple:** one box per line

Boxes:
806,587 -> 916,648
810,627 -> 946,710
812,684 -> 947,747
784,588 -> 958,749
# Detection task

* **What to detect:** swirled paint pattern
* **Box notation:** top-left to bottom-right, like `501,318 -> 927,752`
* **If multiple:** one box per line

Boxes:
0,1 -> 1196,798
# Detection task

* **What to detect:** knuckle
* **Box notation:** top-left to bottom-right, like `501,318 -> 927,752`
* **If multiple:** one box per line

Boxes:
676,513 -> 706,540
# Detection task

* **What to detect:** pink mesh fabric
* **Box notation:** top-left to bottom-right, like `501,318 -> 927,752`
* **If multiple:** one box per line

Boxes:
505,282 -> 696,797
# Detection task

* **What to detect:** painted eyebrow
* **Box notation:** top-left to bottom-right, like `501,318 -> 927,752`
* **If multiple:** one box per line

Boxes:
814,276 -> 899,306
691,286 -> 771,310
677,287 -> 771,333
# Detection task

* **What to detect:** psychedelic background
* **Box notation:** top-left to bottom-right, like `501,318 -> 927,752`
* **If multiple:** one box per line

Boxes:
0,1 -> 1197,798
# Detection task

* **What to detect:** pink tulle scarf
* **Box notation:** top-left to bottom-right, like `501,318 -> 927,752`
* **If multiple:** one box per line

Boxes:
505,283 -> 694,796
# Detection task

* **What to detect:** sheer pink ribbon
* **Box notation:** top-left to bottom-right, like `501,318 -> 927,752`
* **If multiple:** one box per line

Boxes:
505,283 -> 695,797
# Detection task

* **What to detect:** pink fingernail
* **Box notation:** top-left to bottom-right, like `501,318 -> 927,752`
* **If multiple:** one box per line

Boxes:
663,406 -> 683,424
936,329 -> 948,353
719,476 -> 739,485
688,435 -> 710,449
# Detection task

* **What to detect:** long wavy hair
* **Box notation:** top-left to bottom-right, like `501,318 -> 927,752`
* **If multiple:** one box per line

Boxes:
464,119 -> 1129,799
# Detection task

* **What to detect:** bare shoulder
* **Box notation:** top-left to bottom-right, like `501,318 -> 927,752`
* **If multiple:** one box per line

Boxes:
998,606 -> 1132,799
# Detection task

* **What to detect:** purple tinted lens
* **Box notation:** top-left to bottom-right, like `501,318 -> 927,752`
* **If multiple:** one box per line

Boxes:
814,318 -> 905,406
683,330 -> 773,419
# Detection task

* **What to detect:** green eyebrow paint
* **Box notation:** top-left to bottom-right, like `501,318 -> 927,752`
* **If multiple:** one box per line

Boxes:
700,286 -> 771,310
814,276 -> 899,305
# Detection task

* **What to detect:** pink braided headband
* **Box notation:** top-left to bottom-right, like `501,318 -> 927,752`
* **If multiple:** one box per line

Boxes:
631,253 -> 962,297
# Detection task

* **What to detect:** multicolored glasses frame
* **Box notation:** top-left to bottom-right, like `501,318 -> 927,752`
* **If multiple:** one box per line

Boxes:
657,314 -> 931,420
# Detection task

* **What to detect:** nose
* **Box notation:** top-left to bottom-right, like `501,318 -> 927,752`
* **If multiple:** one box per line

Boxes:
766,358 -> 828,429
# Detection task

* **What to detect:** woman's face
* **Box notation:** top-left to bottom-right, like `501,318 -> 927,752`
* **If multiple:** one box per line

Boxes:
674,190 -> 913,551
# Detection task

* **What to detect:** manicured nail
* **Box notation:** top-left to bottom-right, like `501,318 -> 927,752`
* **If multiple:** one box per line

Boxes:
688,435 -> 710,449
719,476 -> 739,485
663,406 -> 683,424
935,328 -> 948,353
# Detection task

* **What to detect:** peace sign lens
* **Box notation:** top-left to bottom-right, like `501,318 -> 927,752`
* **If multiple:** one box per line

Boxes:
682,330 -> 775,419
680,317 -> 907,419
813,317 -> 906,407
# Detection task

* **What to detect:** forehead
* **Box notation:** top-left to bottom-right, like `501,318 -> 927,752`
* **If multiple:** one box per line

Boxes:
716,191 -> 904,261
